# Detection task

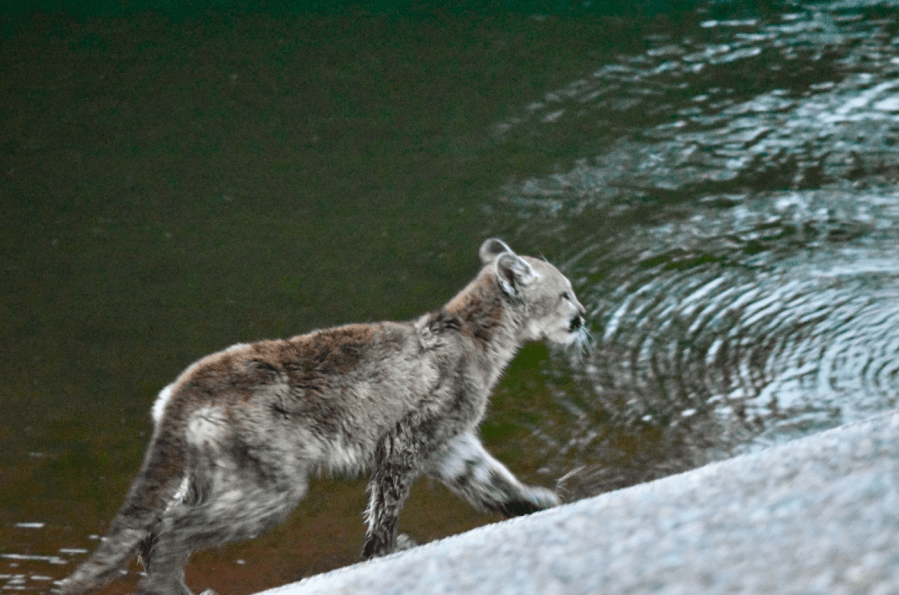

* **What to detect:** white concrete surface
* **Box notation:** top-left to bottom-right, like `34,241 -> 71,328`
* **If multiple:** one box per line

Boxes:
258,409 -> 899,595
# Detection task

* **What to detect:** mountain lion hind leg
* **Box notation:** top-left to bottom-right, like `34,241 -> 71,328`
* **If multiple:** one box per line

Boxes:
136,465 -> 310,595
57,414 -> 311,595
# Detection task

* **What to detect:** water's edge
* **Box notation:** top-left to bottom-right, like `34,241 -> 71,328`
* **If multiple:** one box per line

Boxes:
263,408 -> 899,595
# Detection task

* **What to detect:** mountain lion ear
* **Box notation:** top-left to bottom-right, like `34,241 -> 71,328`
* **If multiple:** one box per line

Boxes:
495,253 -> 538,298
479,238 -> 514,265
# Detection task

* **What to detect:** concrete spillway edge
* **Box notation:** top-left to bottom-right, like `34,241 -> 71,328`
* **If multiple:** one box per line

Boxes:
259,409 -> 899,595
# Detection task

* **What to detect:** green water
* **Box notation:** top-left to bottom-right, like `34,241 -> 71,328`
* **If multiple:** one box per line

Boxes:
1,8 -> 640,594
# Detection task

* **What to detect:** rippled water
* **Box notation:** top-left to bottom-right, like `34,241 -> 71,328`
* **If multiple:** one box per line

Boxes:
493,2 -> 899,495
4,2 -> 899,593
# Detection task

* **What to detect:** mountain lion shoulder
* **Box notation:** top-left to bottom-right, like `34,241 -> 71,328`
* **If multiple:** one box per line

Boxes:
57,238 -> 588,595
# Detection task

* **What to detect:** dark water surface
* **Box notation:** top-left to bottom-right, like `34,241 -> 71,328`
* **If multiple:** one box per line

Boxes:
3,2 -> 899,593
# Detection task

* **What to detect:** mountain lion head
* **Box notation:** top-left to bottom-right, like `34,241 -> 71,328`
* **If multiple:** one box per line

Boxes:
479,238 -> 588,347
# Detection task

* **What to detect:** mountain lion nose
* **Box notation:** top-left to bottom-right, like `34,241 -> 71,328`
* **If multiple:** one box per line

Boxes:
569,314 -> 584,332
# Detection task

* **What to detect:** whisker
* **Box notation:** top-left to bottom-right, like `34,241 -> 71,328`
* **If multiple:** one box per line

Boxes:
567,326 -> 594,365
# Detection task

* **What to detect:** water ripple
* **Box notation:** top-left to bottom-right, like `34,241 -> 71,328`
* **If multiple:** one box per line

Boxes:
493,3 -> 899,494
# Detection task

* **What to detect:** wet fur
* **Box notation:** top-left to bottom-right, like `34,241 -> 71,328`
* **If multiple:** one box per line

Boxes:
57,239 -> 587,595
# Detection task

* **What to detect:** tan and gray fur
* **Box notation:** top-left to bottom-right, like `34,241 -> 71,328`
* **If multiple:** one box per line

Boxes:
57,239 -> 588,595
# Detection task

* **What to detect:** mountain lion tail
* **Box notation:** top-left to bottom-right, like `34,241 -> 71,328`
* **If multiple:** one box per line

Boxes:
55,426 -> 187,595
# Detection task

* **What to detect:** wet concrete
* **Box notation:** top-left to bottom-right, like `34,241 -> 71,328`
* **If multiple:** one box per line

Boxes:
263,408 -> 899,595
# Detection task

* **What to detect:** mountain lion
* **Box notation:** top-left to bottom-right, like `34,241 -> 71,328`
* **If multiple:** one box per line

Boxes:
57,238 -> 588,595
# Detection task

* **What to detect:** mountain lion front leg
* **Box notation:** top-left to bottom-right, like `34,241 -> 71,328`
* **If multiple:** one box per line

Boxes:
427,432 -> 560,517
361,425 -> 423,560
